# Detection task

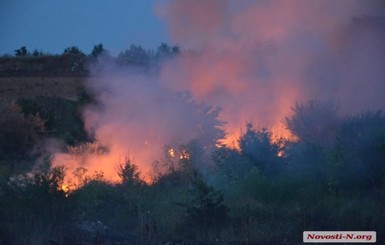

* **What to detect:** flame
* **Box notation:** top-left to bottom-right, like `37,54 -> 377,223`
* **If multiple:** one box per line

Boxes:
168,148 -> 175,157
169,147 -> 189,160
53,143 -> 154,185
179,148 -> 190,160
61,184 -> 70,197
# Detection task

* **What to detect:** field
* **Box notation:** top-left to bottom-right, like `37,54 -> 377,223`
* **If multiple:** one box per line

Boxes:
0,77 -> 84,101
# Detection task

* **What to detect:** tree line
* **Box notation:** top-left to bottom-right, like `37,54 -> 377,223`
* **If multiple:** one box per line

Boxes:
10,43 -> 180,66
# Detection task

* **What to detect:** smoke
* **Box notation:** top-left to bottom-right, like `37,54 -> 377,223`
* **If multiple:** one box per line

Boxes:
53,67 -> 224,181
54,0 -> 385,182
158,0 -> 385,143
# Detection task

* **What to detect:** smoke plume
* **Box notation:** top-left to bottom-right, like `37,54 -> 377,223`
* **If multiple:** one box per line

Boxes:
158,0 -> 385,143
55,0 -> 385,182
54,68 -> 223,181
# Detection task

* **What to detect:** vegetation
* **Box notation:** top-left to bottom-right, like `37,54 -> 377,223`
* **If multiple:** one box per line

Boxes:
90,43 -> 109,59
1,43 -> 180,78
14,46 -> 29,56
63,46 -> 85,56
14,46 -> 45,57
17,96 -> 89,145
0,45 -> 384,244
117,43 -> 180,67
0,101 -> 45,172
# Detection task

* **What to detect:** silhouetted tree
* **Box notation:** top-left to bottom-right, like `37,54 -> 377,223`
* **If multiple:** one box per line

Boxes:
32,49 -> 44,56
212,145 -> 253,184
71,179 -> 120,225
333,110 -> 385,191
156,43 -> 180,60
285,100 -> 339,146
238,123 -> 283,176
18,96 -> 89,145
117,44 -> 150,66
0,101 -> 45,166
0,160 -> 68,244
181,177 -> 227,239
63,46 -> 84,55
14,46 -> 28,56
90,43 -> 108,58
117,158 -> 144,186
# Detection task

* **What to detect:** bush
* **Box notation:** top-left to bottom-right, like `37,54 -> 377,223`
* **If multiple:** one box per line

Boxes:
0,101 -> 45,168
285,100 -> 340,146
18,96 -> 89,145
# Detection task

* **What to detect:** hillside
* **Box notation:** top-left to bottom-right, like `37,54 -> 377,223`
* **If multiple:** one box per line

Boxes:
0,77 -> 85,101
0,55 -> 88,101
0,54 -> 88,77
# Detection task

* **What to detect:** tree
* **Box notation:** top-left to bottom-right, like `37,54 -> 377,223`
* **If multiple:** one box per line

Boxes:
117,158 -> 143,186
238,123 -> 283,176
333,110 -> 385,191
0,101 -> 45,166
285,100 -> 340,146
32,49 -> 43,56
90,43 -> 108,58
117,44 -> 150,66
156,43 -> 180,61
180,177 -> 227,239
73,167 -> 89,187
212,145 -> 253,184
14,46 -> 28,56
71,179 -> 120,227
0,160 -> 69,244
63,46 -> 84,55
284,101 -> 339,181
18,96 -> 89,145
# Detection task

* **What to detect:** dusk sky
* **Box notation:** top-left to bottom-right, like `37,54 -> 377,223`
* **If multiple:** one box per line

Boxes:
0,0 -> 169,55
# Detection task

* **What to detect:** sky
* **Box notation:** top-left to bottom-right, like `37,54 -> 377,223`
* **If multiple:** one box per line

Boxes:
0,0 -> 169,55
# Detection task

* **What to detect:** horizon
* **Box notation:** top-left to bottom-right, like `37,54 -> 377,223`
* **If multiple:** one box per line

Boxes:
0,0 -> 169,56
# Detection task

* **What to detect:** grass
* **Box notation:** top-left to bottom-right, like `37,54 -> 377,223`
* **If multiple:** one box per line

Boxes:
0,77 -> 85,101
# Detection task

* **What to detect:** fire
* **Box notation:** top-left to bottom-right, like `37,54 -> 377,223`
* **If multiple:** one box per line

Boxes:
61,184 -> 70,197
168,147 -> 190,160
179,148 -> 190,160
53,142 -> 154,185
168,148 -> 175,157
219,132 -> 240,149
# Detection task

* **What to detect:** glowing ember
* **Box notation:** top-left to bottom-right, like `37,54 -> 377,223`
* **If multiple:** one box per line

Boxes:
168,148 -> 175,157
180,149 -> 190,160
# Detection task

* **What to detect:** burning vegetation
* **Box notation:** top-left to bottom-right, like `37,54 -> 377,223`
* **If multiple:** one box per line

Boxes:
1,0 -> 385,244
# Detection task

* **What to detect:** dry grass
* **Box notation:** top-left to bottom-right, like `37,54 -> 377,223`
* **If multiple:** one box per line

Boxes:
0,77 -> 85,101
